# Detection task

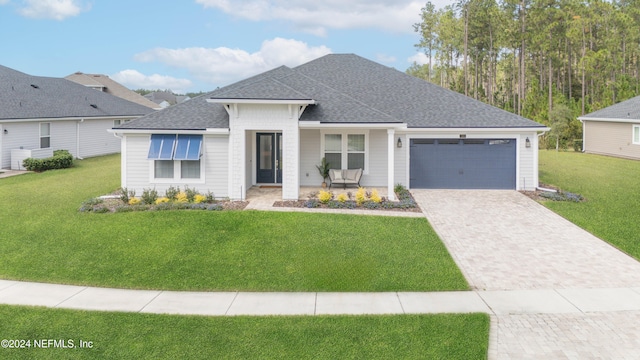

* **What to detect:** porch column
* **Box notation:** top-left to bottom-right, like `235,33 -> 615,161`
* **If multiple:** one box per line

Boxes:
387,129 -> 396,201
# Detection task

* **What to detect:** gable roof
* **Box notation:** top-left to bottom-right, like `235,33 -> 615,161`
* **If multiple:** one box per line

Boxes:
117,54 -> 544,130
0,65 -> 155,121
578,95 -> 640,122
65,72 -> 161,109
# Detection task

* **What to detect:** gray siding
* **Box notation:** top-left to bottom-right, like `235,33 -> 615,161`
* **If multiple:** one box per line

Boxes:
362,129 -> 388,186
122,134 -> 229,198
79,119 -> 121,158
299,129 -> 323,186
584,121 -> 640,160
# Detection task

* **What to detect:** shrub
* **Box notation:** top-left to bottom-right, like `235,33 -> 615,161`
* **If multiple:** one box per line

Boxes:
394,183 -> 406,194
119,187 -> 130,204
207,203 -> 224,211
336,193 -> 349,203
318,190 -> 333,204
370,189 -> 382,203
205,191 -> 215,203
141,188 -> 158,204
194,194 -> 207,203
175,191 -> 188,203
22,150 -> 73,172
304,199 -> 319,208
128,197 -> 141,205
184,186 -> 198,202
155,197 -> 170,205
165,186 -> 180,200
355,187 -> 368,205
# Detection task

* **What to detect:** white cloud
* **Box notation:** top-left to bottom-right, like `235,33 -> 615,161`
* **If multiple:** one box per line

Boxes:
376,54 -> 397,64
0,0 -> 10,5
408,52 -> 429,65
195,0 -> 422,35
111,70 -> 193,94
134,37 -> 332,87
17,0 -> 89,20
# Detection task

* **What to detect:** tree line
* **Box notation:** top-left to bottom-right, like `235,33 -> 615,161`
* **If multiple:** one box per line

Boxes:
409,0 -> 640,149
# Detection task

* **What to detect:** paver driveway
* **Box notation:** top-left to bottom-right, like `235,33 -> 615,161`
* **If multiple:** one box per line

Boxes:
413,190 -> 640,359
413,190 -> 640,291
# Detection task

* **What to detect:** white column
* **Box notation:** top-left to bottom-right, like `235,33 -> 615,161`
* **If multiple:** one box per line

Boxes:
387,129 -> 396,201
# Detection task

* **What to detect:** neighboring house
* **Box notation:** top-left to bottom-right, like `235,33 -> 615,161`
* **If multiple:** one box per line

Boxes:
111,54 -> 548,201
578,95 -> 640,160
65,72 -> 161,110
0,65 -> 154,170
144,91 -> 191,108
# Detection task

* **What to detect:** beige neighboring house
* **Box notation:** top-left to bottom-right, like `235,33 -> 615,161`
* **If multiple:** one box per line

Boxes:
578,95 -> 640,160
66,72 -> 161,110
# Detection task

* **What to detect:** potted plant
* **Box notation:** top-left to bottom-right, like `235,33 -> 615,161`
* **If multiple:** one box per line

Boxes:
316,157 -> 331,188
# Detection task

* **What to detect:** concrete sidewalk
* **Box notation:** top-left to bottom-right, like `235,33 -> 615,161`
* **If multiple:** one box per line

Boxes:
2,280 -> 639,317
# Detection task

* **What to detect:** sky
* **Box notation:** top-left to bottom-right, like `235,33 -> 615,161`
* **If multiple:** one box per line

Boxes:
0,0 -> 452,94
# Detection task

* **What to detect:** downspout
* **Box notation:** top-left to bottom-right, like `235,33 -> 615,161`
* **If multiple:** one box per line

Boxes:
76,119 -> 84,160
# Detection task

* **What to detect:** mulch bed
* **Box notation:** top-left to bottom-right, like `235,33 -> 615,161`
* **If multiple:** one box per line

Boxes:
272,200 -> 422,213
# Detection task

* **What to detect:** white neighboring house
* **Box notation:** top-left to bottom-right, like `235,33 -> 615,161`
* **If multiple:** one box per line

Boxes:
111,54 -> 548,201
0,65 -> 154,170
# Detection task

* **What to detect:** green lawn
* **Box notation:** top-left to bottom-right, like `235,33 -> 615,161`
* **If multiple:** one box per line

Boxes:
539,150 -> 640,259
0,154 -> 467,292
0,306 -> 489,360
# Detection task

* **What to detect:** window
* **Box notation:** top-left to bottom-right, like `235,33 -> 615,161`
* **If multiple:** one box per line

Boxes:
324,134 -> 342,169
634,125 -> 640,145
114,119 -> 130,127
40,123 -> 50,148
147,134 -> 203,180
322,132 -> 368,171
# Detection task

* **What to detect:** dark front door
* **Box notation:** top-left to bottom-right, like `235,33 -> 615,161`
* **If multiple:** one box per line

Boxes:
256,133 -> 282,184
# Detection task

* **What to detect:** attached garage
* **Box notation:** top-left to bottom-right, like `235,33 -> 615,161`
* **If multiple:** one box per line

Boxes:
410,138 -> 516,189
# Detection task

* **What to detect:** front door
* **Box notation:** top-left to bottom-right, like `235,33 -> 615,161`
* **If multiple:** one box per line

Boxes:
256,133 -> 282,184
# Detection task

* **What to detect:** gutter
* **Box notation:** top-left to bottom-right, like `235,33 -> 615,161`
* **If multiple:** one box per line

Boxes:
76,119 -> 84,160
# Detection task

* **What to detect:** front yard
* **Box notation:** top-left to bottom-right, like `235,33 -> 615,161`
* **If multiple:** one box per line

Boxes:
539,150 -> 640,260
0,306 -> 489,359
0,154 -> 467,292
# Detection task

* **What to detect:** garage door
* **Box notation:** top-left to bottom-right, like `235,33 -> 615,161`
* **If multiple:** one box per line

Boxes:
410,139 -> 516,189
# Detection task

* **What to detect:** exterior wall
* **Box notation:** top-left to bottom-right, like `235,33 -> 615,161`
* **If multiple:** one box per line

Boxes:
299,129 -> 323,186
399,131 -> 539,191
583,120 -> 640,160
299,128 -> 390,187
228,104 -> 301,200
78,119 -> 121,158
394,134 -> 408,187
0,121 -> 78,169
0,118 -> 127,169
121,133 -> 229,197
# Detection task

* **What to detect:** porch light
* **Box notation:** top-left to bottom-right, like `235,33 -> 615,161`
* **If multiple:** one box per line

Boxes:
525,137 -> 531,148
397,137 -> 402,148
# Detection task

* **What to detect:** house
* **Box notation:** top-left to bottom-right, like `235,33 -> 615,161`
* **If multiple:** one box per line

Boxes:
144,91 -> 191,108
111,54 -> 548,201
65,72 -> 162,110
578,95 -> 640,160
0,65 -> 154,170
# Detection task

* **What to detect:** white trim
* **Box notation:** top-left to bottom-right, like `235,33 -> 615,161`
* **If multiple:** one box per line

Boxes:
579,117 -> 640,124
109,128 -> 227,135
299,122 -> 407,129
121,134 -> 127,187
516,137 -> 521,190
320,130 -> 370,174
207,98 -> 316,105
0,115 -> 140,123
402,127 -> 549,133
387,129 -> 396,201
633,124 -> 640,145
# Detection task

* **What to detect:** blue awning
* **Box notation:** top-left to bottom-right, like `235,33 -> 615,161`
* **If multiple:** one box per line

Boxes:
173,135 -> 202,161
147,134 -> 176,160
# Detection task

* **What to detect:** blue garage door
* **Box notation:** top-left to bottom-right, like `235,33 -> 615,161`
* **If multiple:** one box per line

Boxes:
410,139 -> 516,189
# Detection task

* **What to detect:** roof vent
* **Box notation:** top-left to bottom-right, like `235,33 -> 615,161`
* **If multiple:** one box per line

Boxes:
90,104 -> 98,108
30,84 -> 39,89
